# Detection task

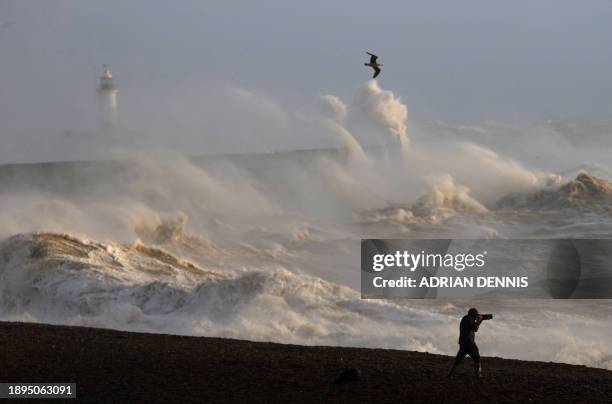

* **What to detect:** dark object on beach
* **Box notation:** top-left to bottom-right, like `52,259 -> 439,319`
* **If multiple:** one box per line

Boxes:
334,367 -> 361,384
480,314 -> 493,321
364,52 -> 382,78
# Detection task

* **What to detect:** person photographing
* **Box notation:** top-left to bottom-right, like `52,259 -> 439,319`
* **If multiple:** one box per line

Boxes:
447,308 -> 493,378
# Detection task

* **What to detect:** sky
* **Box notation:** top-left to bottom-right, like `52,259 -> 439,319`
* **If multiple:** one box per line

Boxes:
1,0 -> 612,158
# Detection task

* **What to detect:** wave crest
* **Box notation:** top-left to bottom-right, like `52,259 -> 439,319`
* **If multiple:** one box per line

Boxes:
498,172 -> 612,210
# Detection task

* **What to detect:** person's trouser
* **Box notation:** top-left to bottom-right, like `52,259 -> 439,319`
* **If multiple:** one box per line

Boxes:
448,343 -> 481,377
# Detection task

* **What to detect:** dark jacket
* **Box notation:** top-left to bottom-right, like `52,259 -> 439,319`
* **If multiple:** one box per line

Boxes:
458,314 -> 481,345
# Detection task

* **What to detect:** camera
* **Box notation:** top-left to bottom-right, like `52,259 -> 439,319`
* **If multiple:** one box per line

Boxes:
480,314 -> 493,320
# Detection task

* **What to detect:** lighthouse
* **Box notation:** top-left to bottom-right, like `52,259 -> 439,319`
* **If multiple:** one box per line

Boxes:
96,64 -> 118,127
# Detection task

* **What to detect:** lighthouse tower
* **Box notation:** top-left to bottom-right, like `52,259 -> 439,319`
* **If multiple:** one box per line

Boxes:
96,64 -> 118,127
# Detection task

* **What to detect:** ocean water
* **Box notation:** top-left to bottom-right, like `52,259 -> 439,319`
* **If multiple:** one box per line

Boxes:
1,83 -> 611,369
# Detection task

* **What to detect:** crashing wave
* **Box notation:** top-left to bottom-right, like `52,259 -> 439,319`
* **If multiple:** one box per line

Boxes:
497,172 -> 612,211
0,232 -> 225,285
0,231 -> 361,341
358,204 -> 416,225
359,174 -> 487,225
411,174 -> 488,218
0,231 -> 451,351
0,233 -> 229,322
134,215 -> 223,263
0,231 -> 457,351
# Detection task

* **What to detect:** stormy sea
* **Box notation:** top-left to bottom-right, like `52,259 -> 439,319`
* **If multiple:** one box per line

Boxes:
1,81 -> 611,370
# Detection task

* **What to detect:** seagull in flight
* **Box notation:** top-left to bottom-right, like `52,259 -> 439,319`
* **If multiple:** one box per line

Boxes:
364,52 -> 382,78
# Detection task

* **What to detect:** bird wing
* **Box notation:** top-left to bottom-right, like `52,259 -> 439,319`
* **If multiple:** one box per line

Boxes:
372,66 -> 381,78
367,52 -> 378,64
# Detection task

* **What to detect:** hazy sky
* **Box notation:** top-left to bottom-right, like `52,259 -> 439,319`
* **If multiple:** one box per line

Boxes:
2,0 -> 612,133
